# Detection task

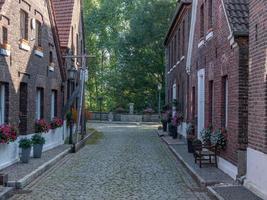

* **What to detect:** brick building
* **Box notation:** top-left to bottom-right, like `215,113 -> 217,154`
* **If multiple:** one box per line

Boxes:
187,0 -> 249,179
164,0 -> 192,136
0,0 -> 66,134
245,1 -> 267,199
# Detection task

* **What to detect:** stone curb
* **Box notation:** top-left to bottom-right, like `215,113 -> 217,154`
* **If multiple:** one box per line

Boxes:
73,131 -> 95,153
0,187 -> 13,200
207,186 -> 227,200
7,147 -> 72,189
88,120 -> 160,125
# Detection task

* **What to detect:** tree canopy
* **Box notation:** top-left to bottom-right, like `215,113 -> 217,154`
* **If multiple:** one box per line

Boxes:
84,0 -> 176,113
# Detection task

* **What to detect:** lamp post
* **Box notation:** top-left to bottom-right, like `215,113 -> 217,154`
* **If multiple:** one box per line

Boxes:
67,65 -> 77,145
158,83 -> 162,119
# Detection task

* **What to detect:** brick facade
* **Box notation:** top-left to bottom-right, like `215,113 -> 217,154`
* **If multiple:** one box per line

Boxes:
0,0 -> 85,134
0,0 -> 64,134
248,0 -> 267,154
164,1 -> 192,120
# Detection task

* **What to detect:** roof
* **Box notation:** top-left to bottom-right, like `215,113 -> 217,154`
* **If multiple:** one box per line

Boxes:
164,0 -> 192,45
51,0 -> 75,48
223,0 -> 249,36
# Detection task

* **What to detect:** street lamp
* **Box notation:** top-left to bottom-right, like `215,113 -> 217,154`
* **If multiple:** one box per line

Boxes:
158,83 -> 162,119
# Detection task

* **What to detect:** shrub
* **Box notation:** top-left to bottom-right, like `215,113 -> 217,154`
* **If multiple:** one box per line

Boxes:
35,119 -> 50,133
50,118 -> 63,130
19,138 -> 32,149
31,134 -> 45,145
201,127 -> 212,145
211,129 -> 227,150
0,124 -> 18,144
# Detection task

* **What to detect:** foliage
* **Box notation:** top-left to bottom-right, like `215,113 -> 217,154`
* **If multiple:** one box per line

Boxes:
0,124 -> 18,144
19,138 -> 32,149
210,129 -> 227,150
31,134 -> 45,145
84,0 -> 176,112
35,119 -> 50,133
200,127 -> 212,145
50,118 -> 64,130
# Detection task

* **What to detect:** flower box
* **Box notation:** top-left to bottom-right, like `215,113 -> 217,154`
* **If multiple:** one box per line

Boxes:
19,39 -> 30,51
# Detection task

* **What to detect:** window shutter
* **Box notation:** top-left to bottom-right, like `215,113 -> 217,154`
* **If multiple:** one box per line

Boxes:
20,11 -> 25,39
25,12 -> 28,40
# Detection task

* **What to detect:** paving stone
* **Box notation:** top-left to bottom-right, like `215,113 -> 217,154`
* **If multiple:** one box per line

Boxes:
9,123 -> 211,200
0,145 -> 70,182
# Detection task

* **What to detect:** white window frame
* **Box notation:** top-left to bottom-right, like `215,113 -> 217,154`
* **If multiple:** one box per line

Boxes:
36,89 -> 41,120
0,84 -> 5,124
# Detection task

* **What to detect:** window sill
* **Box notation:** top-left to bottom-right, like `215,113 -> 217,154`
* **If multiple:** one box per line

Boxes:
0,48 -> 11,56
34,47 -> 44,57
48,63 -> 55,72
180,56 -> 185,61
0,43 -> 11,56
19,39 -> 30,51
198,39 -> 205,48
206,30 -> 214,41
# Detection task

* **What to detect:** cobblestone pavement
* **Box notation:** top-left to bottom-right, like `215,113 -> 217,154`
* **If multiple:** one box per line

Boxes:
9,123 -> 211,200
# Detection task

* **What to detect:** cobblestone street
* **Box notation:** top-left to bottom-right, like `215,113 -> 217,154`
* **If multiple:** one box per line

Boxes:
9,123 -> 211,200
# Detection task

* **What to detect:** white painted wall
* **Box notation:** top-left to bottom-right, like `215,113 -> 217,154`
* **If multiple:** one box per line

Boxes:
197,69 -> 205,139
244,148 -> 267,200
0,122 -> 68,170
217,156 -> 237,180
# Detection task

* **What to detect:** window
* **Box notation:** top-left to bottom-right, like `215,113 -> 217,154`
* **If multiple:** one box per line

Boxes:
20,10 -> 28,40
2,27 -> 8,44
255,24 -> 258,41
0,84 -> 5,124
222,76 -> 228,128
49,51 -> 53,64
35,20 -> 42,47
182,20 -> 185,56
174,35 -> 177,63
209,80 -> 214,125
168,45 -> 171,70
200,4 -> 204,38
51,90 -> 57,119
36,88 -> 44,120
178,28 -> 181,59
208,0 -> 213,28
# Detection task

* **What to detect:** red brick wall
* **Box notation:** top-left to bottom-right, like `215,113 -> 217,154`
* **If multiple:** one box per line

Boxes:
248,0 -> 267,154
0,0 -> 63,133
165,4 -> 191,120
188,0 -> 249,165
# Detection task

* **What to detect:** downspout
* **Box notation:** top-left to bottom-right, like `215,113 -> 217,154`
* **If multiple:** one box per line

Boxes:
186,0 -> 198,75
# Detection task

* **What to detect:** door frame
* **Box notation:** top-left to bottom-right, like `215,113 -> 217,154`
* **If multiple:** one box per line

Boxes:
197,69 -> 205,139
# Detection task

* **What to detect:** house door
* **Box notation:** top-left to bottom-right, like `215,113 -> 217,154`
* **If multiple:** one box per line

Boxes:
197,69 -> 205,139
19,83 -> 28,134
172,83 -> 177,116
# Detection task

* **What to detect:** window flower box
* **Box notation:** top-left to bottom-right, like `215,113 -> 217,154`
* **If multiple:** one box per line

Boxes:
206,28 -> 214,41
198,37 -> 205,48
48,62 -> 55,72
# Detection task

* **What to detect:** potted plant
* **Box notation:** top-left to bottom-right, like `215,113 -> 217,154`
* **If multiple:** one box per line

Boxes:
31,134 -> 45,158
186,123 -> 195,153
19,138 -> 32,163
200,126 -> 212,145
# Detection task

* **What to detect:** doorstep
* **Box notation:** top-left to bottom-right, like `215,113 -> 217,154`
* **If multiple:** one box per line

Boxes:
0,144 -> 71,189
0,186 -> 13,200
158,131 -> 263,200
207,185 -> 263,200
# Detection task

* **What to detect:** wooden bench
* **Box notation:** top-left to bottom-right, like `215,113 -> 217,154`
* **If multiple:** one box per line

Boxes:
193,141 -> 218,168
